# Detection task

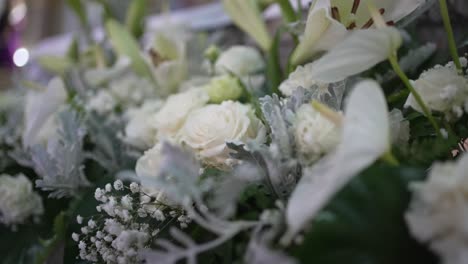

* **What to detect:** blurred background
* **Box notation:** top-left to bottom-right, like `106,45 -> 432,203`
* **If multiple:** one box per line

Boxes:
0,0 -> 467,89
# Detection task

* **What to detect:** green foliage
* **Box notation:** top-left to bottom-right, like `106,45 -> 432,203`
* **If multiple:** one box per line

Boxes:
125,0 -> 147,39
105,19 -> 155,82
266,30 -> 284,95
291,165 -> 438,264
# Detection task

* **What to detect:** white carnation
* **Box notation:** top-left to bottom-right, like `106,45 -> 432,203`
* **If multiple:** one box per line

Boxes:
405,64 -> 468,115
406,153 -> 468,264
279,63 -> 330,97
151,88 -> 209,141
0,174 -> 43,226
87,90 -> 117,114
180,101 -> 265,167
215,46 -> 265,76
124,100 -> 163,149
294,104 -> 341,164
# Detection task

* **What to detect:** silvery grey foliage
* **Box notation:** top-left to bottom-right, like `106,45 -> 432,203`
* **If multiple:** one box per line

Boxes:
141,143 -> 202,205
245,222 -> 298,264
85,112 -> 139,173
225,88 -> 313,199
209,162 -> 263,218
32,110 -> 90,198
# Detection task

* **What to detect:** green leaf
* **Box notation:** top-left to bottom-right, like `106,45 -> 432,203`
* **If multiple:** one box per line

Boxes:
125,0 -> 147,39
66,36 -> 80,63
105,19 -> 155,82
66,0 -> 88,30
291,164 -> 438,264
37,56 -> 74,75
266,29 -> 284,95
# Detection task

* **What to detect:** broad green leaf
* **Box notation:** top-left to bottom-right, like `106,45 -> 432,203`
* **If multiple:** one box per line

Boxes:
105,19 -> 154,81
125,0 -> 147,39
291,165 -> 437,264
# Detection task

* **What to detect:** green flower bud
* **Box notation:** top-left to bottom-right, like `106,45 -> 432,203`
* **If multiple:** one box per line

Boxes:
204,45 -> 221,64
203,75 -> 244,103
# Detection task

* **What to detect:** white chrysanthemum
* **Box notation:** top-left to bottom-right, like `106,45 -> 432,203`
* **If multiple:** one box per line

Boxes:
279,63 -> 330,97
215,46 -> 265,77
124,100 -> 163,149
109,75 -> 155,105
87,90 -> 117,114
405,64 -> 468,116
294,104 -> 341,164
151,88 -> 209,141
406,154 -> 468,264
0,173 -> 43,226
180,101 -> 265,167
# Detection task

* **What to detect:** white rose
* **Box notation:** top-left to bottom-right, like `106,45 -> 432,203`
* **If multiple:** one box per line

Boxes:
124,100 -> 163,149
405,64 -> 468,116
151,88 -> 209,141
406,153 -> 468,264
294,104 -> 341,164
215,46 -> 265,76
180,101 -> 265,167
23,77 -> 67,147
0,173 -> 43,226
135,144 -> 173,205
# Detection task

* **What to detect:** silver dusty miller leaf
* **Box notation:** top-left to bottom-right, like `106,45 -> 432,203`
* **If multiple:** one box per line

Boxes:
85,112 -> 139,173
141,143 -> 202,205
32,110 -> 90,198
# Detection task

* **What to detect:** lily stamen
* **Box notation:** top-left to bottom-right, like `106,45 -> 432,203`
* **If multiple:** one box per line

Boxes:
331,7 -> 341,22
351,0 -> 360,14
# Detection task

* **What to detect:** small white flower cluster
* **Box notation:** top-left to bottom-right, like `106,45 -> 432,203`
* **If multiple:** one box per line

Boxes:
74,180 -> 190,264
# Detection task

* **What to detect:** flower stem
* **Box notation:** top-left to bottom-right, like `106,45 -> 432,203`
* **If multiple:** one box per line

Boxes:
438,0 -> 462,73
388,55 -> 442,138
381,151 -> 399,166
276,0 -> 297,23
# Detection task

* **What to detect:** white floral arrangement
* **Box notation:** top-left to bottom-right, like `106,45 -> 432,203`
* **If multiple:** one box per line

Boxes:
1,0 -> 468,263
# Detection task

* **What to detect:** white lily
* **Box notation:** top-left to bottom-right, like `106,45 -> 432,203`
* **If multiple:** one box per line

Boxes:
222,0 -> 272,51
283,80 -> 392,241
291,0 -> 424,65
309,26 -> 402,83
23,77 -> 68,147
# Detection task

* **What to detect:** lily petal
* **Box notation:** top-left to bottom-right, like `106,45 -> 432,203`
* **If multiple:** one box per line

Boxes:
291,0 -> 347,66
284,80 -> 391,240
309,27 -> 402,83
